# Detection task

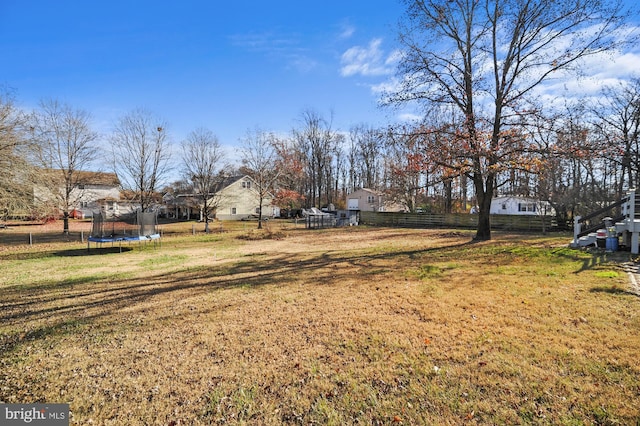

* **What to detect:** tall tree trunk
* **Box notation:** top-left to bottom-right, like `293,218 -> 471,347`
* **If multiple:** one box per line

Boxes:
63,211 -> 69,235
461,174 -> 468,211
474,175 -> 493,241
444,178 -> 453,213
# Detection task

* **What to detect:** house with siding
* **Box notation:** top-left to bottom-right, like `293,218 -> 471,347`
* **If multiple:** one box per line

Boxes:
347,188 -> 406,212
34,170 -> 121,218
489,196 -> 555,216
211,175 -> 277,220
161,175 -> 277,221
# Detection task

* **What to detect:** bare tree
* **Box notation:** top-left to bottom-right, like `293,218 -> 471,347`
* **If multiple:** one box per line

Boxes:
332,134 -> 347,209
293,109 -> 337,208
30,99 -> 98,233
388,0 -> 633,240
385,127 -> 427,212
592,78 -> 640,196
181,128 -> 226,232
110,108 -> 172,212
240,128 -> 280,229
0,89 -> 31,223
349,124 -> 385,190
271,137 -> 307,213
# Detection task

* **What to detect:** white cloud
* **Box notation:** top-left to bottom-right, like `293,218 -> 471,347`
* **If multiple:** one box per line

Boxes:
514,22 -> 640,104
397,112 -> 422,122
230,32 -> 299,53
340,38 -> 398,77
370,77 -> 401,94
229,31 -> 316,72
338,22 -> 356,40
530,48 -> 640,105
287,56 -> 318,73
362,23 -> 640,124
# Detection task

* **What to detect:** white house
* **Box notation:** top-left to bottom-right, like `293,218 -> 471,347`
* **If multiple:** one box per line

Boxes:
347,188 -> 406,212
34,170 -> 121,218
489,196 -> 555,216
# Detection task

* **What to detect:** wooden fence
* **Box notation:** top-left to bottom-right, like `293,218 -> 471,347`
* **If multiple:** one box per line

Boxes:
359,211 -> 559,233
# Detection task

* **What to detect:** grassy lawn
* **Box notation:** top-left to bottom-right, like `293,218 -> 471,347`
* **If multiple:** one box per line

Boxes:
1,223 -> 639,425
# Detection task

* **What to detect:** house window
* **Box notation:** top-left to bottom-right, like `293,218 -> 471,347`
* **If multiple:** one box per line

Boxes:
242,181 -> 251,189
231,207 -> 237,215
367,195 -> 375,204
518,203 -> 536,212
255,207 -> 260,214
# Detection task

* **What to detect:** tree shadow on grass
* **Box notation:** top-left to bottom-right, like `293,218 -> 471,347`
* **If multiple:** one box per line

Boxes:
55,247 -> 134,256
0,247 -> 134,261
590,285 -> 639,297
549,248 -> 631,274
0,239 -> 476,356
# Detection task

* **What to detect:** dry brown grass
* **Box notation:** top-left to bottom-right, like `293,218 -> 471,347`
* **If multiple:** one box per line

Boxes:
1,223 -> 639,425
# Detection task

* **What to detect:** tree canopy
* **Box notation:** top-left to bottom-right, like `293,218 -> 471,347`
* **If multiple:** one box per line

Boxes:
386,0 -> 634,239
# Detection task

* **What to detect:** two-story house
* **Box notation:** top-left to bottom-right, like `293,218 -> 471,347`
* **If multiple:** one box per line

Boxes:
164,175 -> 277,221
347,188 -> 405,212
211,175 -> 277,220
34,170 -> 121,219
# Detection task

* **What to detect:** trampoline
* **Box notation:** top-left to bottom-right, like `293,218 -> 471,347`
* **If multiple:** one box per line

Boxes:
87,210 -> 161,251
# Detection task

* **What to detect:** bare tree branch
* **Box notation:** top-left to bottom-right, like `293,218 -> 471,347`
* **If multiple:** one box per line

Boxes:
29,99 -> 98,232
181,128 -> 226,232
386,0 -> 634,240
110,108 -> 172,212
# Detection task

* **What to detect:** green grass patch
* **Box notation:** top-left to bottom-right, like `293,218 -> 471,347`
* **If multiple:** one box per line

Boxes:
410,263 -> 460,280
138,254 -> 189,268
594,270 -> 620,278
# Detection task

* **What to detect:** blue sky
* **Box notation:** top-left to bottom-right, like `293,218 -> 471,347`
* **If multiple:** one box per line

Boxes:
0,1 -> 405,149
2,0 -> 639,158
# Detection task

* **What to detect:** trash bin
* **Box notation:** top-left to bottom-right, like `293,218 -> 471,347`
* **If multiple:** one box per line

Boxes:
596,229 -> 607,248
605,237 -> 619,252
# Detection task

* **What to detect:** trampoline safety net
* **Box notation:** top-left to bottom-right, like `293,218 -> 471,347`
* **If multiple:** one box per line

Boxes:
89,210 -> 159,240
